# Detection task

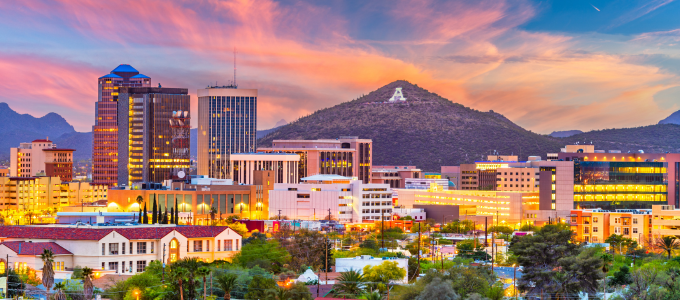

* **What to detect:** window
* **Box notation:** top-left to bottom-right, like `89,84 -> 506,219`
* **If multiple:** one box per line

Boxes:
593,217 -> 598,223
109,262 -> 119,273
52,261 -> 64,271
236,239 -> 240,250
614,218 -> 619,224
122,261 -> 125,273
137,242 -> 147,254
129,261 -> 133,273
225,240 -> 233,251
170,240 -> 178,249
129,243 -> 133,254
0,261 -> 4,274
102,244 -> 105,255
122,243 -> 125,255
194,240 -> 203,252
136,261 -> 147,273
615,227 -> 620,234
584,227 -> 590,234
593,227 -> 598,233
623,228 -> 630,235
633,218 -> 638,224
150,242 -> 154,253
633,228 -> 638,234
109,243 -> 119,255
206,240 -> 210,252
218,240 -> 221,251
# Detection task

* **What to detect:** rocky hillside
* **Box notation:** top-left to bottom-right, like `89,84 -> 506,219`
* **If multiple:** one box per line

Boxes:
258,80 -> 565,171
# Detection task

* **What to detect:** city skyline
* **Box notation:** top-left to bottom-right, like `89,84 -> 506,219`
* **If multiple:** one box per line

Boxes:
1,1 -> 680,133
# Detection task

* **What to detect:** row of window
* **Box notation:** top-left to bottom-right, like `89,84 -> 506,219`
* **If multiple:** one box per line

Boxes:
102,242 -> 153,255
103,260 -> 147,273
362,201 -> 391,206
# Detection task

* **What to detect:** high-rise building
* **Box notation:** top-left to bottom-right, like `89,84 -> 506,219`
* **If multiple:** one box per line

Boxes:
93,65 -> 151,186
10,139 -> 75,181
117,87 -> 190,186
197,86 -> 257,178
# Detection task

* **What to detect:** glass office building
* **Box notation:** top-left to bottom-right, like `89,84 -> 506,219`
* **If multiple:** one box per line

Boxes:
197,86 -> 257,179
573,161 -> 668,210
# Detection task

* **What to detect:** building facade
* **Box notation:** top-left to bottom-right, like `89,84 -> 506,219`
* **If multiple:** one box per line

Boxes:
441,166 -> 460,190
0,225 -> 241,279
228,153 -> 299,185
259,137 -> 373,184
269,175 -> 393,222
93,64 -> 151,186
371,166 -> 422,189
117,87 -> 191,186
569,209 -> 652,245
10,139 -> 74,181
197,86 -> 257,179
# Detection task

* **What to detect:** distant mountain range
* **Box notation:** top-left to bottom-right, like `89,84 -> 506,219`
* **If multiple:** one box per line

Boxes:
3,91 -> 680,170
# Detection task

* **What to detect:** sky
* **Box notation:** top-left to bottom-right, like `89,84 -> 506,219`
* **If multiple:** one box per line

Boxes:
1,0 -> 680,134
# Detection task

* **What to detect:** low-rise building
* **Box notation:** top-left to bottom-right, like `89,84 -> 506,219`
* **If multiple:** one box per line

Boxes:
228,153 -> 299,184
371,166 -> 422,189
404,178 -> 449,190
269,175 -> 393,223
0,225 -> 242,279
569,209 -> 651,245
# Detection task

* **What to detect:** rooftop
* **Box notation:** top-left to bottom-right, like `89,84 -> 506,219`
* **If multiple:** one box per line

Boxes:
111,64 -> 139,73
32,139 -> 51,143
99,73 -> 122,79
1,241 -> 72,255
0,225 -> 240,241
130,74 -> 150,79
301,174 -> 353,181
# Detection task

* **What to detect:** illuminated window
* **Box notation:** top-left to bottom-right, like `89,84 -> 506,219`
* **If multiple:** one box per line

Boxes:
170,240 -> 178,249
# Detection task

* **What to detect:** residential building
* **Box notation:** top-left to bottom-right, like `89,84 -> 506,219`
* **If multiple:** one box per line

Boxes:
569,209 -> 651,245
94,64 -> 151,186
371,166 -> 422,188
0,225 -> 241,279
227,153 -> 300,184
117,87 -> 191,186
10,139 -> 74,181
107,171 -> 275,223
258,137 -> 373,183
197,86 -> 257,179
558,149 -> 680,209
269,174 -> 393,223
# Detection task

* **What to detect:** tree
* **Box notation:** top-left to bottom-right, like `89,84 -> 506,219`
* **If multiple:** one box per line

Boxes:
364,290 -> 383,300
332,269 -> 365,297
170,207 -> 175,224
456,239 -> 489,261
655,236 -> 680,259
82,267 -> 94,300
244,275 -> 276,300
216,273 -> 237,300
600,252 -> 614,273
197,267 -> 210,300
209,206 -> 218,225
605,234 -> 638,254
163,208 -> 169,224
6,268 -> 25,298
487,226 -> 513,235
173,267 -> 189,300
41,248 -> 55,297
138,208 -> 143,223
518,224 -> 538,232
152,198 -> 158,224
611,265 -> 632,286
363,261 -> 406,284
53,282 -> 66,300
510,224 -> 603,298
414,277 -> 460,300
234,239 -> 290,273
175,198 -> 179,224
143,203 -> 148,224
227,221 -> 248,236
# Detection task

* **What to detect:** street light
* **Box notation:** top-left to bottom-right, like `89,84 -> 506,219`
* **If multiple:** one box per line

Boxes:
133,289 -> 140,300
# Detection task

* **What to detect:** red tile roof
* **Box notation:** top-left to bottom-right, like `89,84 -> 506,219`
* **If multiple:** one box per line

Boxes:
175,226 -> 238,238
0,227 -> 114,240
31,139 -> 51,143
1,241 -> 72,255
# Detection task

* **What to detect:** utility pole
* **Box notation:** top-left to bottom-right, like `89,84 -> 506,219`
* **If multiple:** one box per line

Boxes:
325,237 -> 329,284
381,209 -> 385,250
491,231 -> 494,273
416,224 -> 421,276
278,210 -> 282,220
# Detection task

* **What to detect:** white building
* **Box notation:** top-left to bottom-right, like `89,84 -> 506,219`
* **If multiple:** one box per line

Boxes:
269,175 -> 393,223
392,207 -> 426,221
228,153 -> 299,184
335,256 -> 408,283
404,178 -> 449,190
0,225 -> 241,279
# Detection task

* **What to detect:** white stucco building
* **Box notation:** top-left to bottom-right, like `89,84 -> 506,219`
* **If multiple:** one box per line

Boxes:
0,225 -> 241,279
269,175 -> 393,223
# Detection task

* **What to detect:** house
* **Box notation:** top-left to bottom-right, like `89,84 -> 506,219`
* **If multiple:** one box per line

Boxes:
0,225 -> 242,279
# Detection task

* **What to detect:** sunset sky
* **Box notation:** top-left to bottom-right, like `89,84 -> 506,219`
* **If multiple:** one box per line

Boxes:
1,0 -> 680,133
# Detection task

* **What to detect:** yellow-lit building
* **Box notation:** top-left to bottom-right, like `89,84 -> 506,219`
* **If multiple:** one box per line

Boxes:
569,209 -> 651,245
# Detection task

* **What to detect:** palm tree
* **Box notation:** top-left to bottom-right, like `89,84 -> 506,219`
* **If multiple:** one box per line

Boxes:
332,269 -> 366,297
364,290 -> 383,300
209,207 -> 218,225
197,267 -> 210,300
266,286 -> 293,300
216,273 -> 237,300
40,249 -> 55,297
82,267 -> 94,300
53,282 -> 66,300
600,253 -> 613,273
173,267 -> 189,300
655,236 -> 680,259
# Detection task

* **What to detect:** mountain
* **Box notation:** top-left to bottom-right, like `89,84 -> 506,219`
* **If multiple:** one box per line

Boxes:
275,119 -> 288,127
53,131 -> 93,159
550,130 -> 583,138
258,80 -> 566,171
659,110 -> 680,125
0,103 -> 92,160
561,124 -> 680,154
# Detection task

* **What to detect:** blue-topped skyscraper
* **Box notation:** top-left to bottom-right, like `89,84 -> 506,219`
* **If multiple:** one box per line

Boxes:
197,84 -> 257,179
93,64 -> 151,186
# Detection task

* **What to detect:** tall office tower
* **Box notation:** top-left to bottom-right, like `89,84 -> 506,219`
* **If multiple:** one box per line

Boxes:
93,65 -> 151,186
117,87 -> 191,186
197,86 -> 257,178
